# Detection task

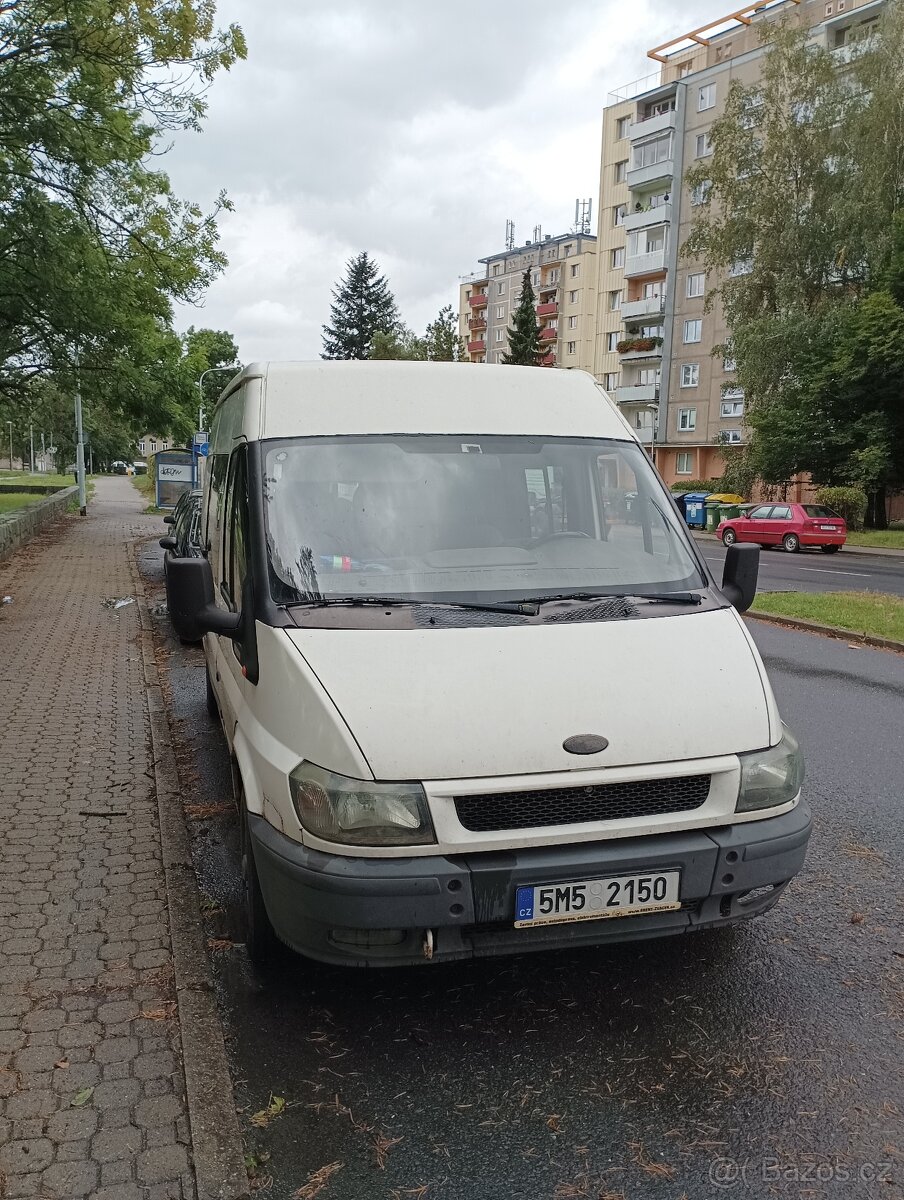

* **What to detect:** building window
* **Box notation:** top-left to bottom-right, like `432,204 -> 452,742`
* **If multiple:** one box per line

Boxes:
494,329 -> 505,342
497,281 -> 506,295
614,160 -> 628,183
728,258 -> 753,277
683,319 -> 702,343
492,264 -> 501,276
608,290 -> 621,311
686,272 -> 705,298
613,204 -> 627,226
495,305 -> 505,319
632,134 -> 672,170
676,452 -> 693,474
569,289 -> 580,304
678,408 -> 697,431
698,83 -> 716,111
677,61 -> 693,78
570,263 -> 580,278
695,132 -> 713,158
548,269 -> 560,283
566,341 -> 576,355
722,429 -> 743,444
723,355 -> 737,371
603,373 -> 618,390
568,315 -> 578,329
138,440 -> 146,454
611,248 -> 624,269
564,243 -> 575,256
616,115 -> 631,139
691,180 -> 712,206
680,364 -> 699,387
607,332 -> 619,352
532,271 -> 539,286
150,439 -> 157,452
162,440 -> 169,450
721,399 -> 745,417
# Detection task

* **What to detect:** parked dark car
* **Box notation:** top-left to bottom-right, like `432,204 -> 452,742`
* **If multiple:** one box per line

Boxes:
111,460 -> 128,475
160,490 -> 204,640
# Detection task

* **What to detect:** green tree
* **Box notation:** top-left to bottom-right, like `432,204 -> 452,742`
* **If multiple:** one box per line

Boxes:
370,328 -> 427,360
322,252 -> 401,359
502,269 -> 543,366
424,305 -> 465,361
682,8 -> 904,522
0,0 -> 245,434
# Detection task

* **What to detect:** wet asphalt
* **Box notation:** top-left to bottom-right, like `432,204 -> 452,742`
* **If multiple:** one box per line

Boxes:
138,542 -> 904,1200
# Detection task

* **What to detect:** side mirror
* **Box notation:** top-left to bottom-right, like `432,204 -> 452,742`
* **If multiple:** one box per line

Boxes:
159,535 -> 176,551
166,556 -> 242,642
163,514 -> 175,525
721,543 -> 759,613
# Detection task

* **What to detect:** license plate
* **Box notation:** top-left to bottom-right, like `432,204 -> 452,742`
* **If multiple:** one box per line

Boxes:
514,871 -> 681,928
820,525 -> 839,531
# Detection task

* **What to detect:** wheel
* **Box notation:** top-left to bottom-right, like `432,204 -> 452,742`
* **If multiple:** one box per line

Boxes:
721,528 -> 737,547
782,533 -> 800,552
237,783 -> 280,968
205,663 -> 219,719
821,544 -> 841,554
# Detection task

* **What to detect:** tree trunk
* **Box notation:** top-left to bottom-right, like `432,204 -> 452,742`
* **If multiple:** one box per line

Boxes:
865,487 -> 888,530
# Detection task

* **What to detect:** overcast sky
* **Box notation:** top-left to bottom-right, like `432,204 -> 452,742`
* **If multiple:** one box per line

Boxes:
166,0 -> 720,363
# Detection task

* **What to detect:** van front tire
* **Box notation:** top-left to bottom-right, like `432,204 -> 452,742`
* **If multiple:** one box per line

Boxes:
238,797 -> 280,968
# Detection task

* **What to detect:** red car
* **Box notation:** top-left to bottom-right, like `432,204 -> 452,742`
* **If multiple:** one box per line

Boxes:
718,503 -> 847,553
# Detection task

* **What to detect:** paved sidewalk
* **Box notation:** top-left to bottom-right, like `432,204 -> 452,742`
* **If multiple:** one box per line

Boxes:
0,478 -> 197,1199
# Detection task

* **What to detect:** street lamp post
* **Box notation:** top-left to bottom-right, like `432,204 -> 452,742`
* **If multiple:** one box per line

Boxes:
7,421 -> 12,471
197,365 -> 240,433
74,349 -> 87,515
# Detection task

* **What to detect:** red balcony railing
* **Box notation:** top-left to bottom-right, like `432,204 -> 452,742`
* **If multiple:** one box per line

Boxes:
539,353 -> 555,366
467,339 -> 487,353
468,293 -> 488,308
539,327 -> 558,341
468,317 -> 487,331
536,301 -> 558,316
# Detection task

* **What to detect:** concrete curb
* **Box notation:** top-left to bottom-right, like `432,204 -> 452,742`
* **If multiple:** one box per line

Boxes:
745,608 -> 904,654
127,537 -> 250,1200
691,531 -> 904,559
0,484 -> 78,562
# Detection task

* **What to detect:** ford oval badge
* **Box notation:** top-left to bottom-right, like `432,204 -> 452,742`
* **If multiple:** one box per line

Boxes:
563,734 -> 609,755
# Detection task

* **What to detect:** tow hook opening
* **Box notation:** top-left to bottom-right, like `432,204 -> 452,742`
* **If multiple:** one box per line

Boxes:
423,929 -> 435,960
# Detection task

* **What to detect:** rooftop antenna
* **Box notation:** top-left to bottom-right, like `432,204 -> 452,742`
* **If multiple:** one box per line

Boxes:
532,224 -> 542,244
505,219 -> 515,251
574,198 -> 592,235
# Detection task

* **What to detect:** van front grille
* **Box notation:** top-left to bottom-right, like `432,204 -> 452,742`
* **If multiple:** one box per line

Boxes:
454,775 -> 711,832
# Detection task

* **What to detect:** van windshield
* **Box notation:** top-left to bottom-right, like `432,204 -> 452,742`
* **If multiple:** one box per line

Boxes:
262,435 -> 704,605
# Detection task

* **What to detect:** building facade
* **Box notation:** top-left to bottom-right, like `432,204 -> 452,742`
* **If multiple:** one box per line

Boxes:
595,0 -> 885,485
458,231 -> 598,371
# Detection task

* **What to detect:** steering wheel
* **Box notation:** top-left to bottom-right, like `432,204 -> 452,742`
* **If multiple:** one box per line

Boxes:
531,531 -> 593,546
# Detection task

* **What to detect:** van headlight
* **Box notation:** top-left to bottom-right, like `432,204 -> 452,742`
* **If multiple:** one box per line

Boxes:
289,762 -> 436,846
736,726 -> 804,812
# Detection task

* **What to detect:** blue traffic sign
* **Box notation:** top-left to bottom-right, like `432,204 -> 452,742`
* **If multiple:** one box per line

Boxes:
196,442 -> 210,457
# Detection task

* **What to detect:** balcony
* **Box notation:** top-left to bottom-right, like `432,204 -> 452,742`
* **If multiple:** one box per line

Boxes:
539,327 -> 558,342
539,353 -> 556,367
625,248 -> 667,278
538,279 -> 559,295
460,270 -> 489,285
629,109 -> 676,141
621,294 -> 665,321
617,336 -> 662,361
626,157 -> 674,191
615,384 -> 659,405
467,339 -> 486,353
468,293 -> 488,308
536,301 -> 558,316
468,317 -> 487,331
624,202 -> 672,234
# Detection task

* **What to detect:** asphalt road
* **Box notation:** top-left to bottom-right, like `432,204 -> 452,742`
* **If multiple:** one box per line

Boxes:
695,538 -> 904,597
139,542 -> 904,1200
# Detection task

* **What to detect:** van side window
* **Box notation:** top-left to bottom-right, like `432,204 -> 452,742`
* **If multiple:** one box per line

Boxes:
223,447 -> 249,610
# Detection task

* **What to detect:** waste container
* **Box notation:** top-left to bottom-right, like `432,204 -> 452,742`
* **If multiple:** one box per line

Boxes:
705,503 -> 722,532
672,492 -> 690,521
683,492 -> 710,528
719,504 -> 741,521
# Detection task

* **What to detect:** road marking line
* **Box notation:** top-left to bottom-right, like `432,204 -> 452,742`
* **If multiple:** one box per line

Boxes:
797,567 -> 872,577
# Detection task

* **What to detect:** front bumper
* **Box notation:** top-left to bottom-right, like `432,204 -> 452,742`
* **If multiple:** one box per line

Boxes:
249,801 -> 812,967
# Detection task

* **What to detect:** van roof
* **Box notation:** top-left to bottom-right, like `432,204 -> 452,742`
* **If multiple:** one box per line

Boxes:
220,361 -> 635,442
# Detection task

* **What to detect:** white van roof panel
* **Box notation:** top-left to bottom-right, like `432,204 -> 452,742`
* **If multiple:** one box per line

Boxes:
231,361 -> 634,442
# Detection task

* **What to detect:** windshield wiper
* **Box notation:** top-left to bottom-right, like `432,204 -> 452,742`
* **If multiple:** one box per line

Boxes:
514,591 -> 704,607
629,592 -> 704,605
291,595 -> 539,615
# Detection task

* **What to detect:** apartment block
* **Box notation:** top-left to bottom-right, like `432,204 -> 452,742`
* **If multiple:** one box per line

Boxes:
458,230 -> 598,370
595,0 -> 885,485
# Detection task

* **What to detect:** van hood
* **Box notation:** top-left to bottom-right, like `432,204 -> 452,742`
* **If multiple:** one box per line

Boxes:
285,608 -> 774,781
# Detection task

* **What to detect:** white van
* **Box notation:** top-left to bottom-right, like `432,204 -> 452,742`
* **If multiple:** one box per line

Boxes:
167,361 -> 810,967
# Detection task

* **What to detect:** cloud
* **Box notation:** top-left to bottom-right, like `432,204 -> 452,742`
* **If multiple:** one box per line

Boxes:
169,0 -> 720,361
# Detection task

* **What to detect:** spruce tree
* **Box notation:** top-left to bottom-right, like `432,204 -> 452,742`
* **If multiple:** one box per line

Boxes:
322,252 -> 401,359
502,269 -> 543,366
424,304 -> 466,361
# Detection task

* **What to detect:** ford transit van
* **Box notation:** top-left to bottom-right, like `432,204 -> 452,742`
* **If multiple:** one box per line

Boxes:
167,361 -> 810,967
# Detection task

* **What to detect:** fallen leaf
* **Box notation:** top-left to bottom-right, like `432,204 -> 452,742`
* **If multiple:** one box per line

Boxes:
293,1161 -> 343,1199
250,1094 -> 287,1128
851,912 -> 865,924
70,1086 -> 94,1107
54,1058 -> 69,1070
